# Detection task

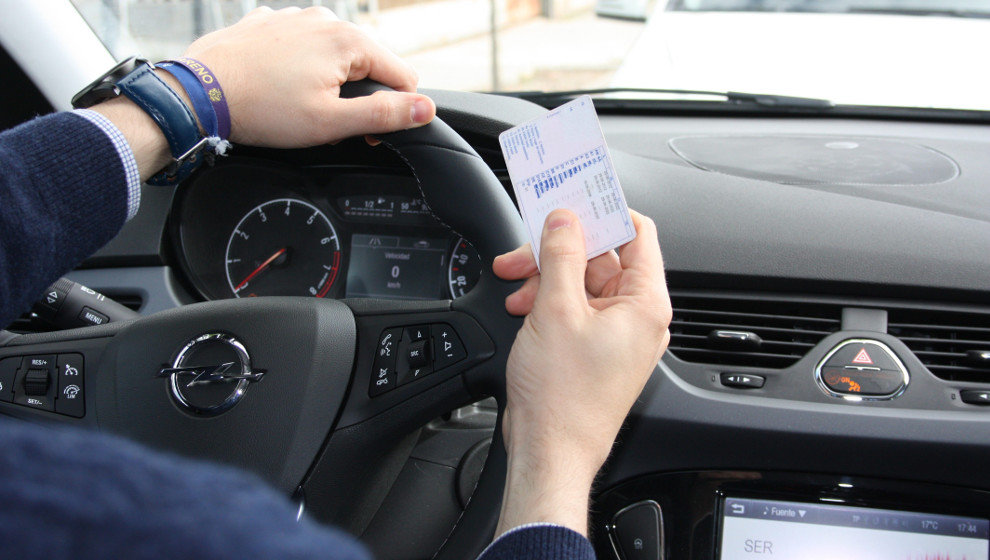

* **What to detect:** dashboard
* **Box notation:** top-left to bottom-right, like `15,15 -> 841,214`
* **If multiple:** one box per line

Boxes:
173,161 -> 481,302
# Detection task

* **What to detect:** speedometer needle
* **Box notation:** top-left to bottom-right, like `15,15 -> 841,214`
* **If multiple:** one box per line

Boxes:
234,247 -> 287,292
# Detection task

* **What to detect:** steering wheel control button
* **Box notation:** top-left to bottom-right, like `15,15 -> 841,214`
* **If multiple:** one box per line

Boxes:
407,340 -> 431,368
405,325 -> 429,342
56,354 -> 85,418
23,369 -> 51,396
0,358 -> 17,402
12,356 -> 57,411
370,328 -> 402,397
375,329 -> 401,366
158,333 -> 263,416
960,390 -> 990,406
720,372 -> 765,389
816,339 -> 909,400
370,364 -> 397,396
609,500 -> 664,560
432,323 -> 466,370
398,364 -> 433,386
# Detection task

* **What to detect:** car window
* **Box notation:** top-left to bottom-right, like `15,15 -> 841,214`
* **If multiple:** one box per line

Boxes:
70,0 -> 990,111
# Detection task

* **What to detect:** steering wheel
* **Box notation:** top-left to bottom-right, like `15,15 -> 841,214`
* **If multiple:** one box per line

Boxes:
1,81 -> 528,560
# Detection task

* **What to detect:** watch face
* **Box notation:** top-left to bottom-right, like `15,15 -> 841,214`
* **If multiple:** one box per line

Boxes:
71,56 -> 149,109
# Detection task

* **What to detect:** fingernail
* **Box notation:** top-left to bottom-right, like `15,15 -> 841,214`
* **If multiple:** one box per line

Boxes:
546,211 -> 573,231
411,98 -> 433,124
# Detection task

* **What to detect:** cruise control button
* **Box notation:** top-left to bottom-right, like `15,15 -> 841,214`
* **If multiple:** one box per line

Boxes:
23,369 -> 51,396
432,323 -> 466,370
0,357 -> 18,403
56,354 -> 85,418
720,372 -> 765,389
14,363 -> 54,411
960,390 -> 990,406
14,355 -> 57,410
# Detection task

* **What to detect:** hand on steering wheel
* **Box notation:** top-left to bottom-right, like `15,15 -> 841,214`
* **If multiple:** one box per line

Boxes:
183,5 -> 436,147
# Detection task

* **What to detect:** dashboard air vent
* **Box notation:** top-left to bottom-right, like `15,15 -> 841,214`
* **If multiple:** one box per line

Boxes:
888,307 -> 990,382
668,294 -> 842,369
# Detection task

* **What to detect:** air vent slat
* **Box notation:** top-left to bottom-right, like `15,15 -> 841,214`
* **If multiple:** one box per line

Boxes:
671,320 -> 833,338
676,308 -> 839,326
890,323 -> 990,336
670,334 -> 814,351
910,350 -> 968,359
667,293 -> 842,369
888,308 -> 990,383
895,336 -> 990,347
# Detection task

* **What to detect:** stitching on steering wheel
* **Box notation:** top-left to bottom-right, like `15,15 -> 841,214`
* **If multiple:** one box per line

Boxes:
377,139 -> 492,560
393,141 -> 480,159
379,139 -> 467,248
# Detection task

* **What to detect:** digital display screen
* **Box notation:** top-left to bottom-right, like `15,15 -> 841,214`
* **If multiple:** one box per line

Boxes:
720,497 -> 989,560
345,234 -> 446,300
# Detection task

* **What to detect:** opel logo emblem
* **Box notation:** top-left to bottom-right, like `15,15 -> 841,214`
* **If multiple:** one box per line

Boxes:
157,333 -> 265,416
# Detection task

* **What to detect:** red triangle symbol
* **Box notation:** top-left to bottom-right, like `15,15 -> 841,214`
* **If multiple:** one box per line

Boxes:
852,348 -> 874,364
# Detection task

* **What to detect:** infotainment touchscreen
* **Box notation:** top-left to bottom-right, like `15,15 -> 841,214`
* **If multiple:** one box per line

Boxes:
720,497 -> 989,560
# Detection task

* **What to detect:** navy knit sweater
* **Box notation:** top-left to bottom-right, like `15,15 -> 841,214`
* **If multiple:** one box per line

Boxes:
0,113 -> 597,560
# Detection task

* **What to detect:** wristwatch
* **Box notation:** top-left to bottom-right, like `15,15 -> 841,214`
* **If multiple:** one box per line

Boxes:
72,56 -> 210,185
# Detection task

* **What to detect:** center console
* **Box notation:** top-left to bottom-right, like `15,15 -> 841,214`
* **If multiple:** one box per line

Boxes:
593,471 -> 990,560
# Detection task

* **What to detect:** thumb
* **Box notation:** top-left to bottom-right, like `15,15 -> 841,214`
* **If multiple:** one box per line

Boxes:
536,209 -> 587,307
332,91 -> 435,139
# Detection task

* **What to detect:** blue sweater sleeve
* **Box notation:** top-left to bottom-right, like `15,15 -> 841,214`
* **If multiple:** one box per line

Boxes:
479,524 -> 597,560
0,419 -> 372,560
0,112 -> 128,328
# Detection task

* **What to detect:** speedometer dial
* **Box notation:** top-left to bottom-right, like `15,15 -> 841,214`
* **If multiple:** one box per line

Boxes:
225,198 -> 341,298
448,237 -> 481,299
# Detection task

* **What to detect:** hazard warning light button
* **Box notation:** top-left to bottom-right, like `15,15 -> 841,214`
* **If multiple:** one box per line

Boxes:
817,339 -> 908,398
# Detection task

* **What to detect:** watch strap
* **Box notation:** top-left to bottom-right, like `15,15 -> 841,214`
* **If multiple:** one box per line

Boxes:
116,62 -> 208,185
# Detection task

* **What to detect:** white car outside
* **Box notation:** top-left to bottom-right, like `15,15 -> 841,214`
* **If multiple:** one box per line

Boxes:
610,7 -> 990,110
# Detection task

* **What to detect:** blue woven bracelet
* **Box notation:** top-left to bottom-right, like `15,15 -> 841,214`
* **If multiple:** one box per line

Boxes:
156,61 -> 219,138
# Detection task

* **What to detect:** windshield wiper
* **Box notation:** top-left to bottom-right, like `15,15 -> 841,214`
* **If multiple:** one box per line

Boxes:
504,87 -> 834,110
845,7 -> 990,18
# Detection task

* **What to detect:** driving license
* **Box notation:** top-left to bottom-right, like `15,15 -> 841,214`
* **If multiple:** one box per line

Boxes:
498,95 -> 636,267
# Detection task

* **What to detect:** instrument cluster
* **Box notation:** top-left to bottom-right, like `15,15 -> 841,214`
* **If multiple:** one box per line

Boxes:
173,160 -> 482,302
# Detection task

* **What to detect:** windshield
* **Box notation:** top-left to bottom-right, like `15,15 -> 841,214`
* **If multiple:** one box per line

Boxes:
70,0 -> 990,111
668,0 -> 990,15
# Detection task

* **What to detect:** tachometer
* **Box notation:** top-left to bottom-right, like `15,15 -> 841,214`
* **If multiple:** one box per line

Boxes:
448,237 -> 481,299
225,198 -> 341,298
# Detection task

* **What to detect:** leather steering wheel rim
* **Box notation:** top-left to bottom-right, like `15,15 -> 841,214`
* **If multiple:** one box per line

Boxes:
339,81 -> 528,560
